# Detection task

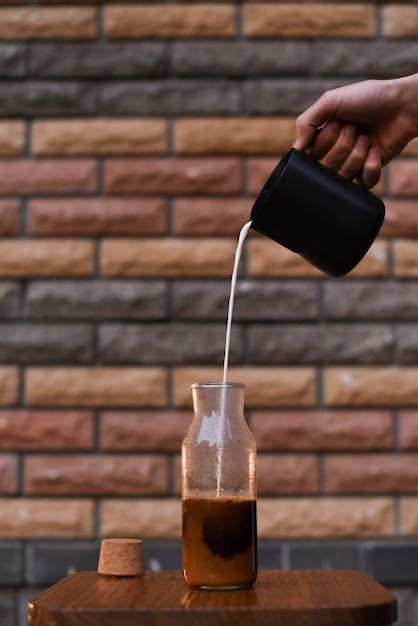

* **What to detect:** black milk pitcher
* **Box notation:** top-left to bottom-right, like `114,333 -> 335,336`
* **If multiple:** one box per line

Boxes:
250,148 -> 385,276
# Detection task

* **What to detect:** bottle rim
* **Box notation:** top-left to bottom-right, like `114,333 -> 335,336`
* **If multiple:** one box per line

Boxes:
191,382 -> 245,389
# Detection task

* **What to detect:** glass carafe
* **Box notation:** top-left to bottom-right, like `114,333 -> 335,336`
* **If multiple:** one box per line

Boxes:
182,382 -> 257,590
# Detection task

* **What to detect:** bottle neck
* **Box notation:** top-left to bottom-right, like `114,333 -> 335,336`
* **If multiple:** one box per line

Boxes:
192,384 -> 245,421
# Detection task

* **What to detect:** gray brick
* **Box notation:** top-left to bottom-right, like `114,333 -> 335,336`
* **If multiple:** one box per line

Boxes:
0,82 -> 96,116
243,79 -> 344,115
26,280 -> 166,321
313,42 -> 418,77
0,543 -> 23,586
0,282 -> 19,319
102,80 -> 240,115
390,588 -> 418,626
0,591 -> 14,626
365,543 -> 418,585
172,42 -> 309,77
258,542 -> 282,569
27,542 -> 99,585
0,45 -> 25,78
396,326 -> 418,364
143,541 -> 181,571
30,42 -> 167,78
324,281 -> 418,321
248,324 -> 393,365
0,324 -> 92,364
98,323 -> 242,365
173,280 -> 318,321
290,542 -> 359,570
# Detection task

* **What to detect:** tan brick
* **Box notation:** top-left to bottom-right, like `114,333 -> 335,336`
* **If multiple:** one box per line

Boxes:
0,367 -> 18,406
258,497 -> 393,538
0,240 -> 93,277
0,160 -> 97,195
0,121 -> 24,155
0,499 -> 94,538
388,160 -> 418,196
173,198 -> 253,235
325,367 -> 418,407
105,5 -> 235,38
325,454 -> 418,494
175,118 -> 295,155
381,200 -> 418,237
0,455 -> 16,494
257,454 -> 318,495
100,411 -> 192,451
251,410 -> 392,451
400,497 -> 418,534
26,368 -> 167,408
0,200 -> 19,236
101,499 -> 181,538
28,198 -> 166,236
247,238 -> 388,278
382,5 -> 418,37
394,239 -> 418,277
0,411 -> 93,450
399,411 -> 418,450
101,238 -> 236,277
33,119 -> 166,156
105,158 -> 241,195
173,367 -> 316,408
0,8 -> 96,39
244,4 -> 375,38
25,455 -> 168,496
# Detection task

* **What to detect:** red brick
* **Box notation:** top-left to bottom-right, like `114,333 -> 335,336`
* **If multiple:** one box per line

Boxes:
28,198 -> 166,236
394,239 -> 418,277
381,200 -> 418,236
0,411 -> 93,450
33,119 -> 167,156
244,4 -> 376,38
0,455 -> 16,494
0,121 -> 24,155
388,160 -> 418,196
105,5 -> 235,38
100,411 -> 191,451
0,367 -> 18,406
175,118 -> 295,155
26,367 -> 167,408
399,411 -> 418,450
0,160 -> 96,194
105,158 -> 241,195
247,158 -> 278,194
325,454 -> 418,493
101,238 -> 236,277
251,411 -> 392,451
101,499 -> 181,538
173,198 -> 253,235
0,7 -> 96,38
25,454 -> 168,495
325,367 -> 418,407
0,200 -> 19,235
401,498 -> 418,534
382,5 -> 418,37
0,239 -> 94,277
0,499 -> 94,538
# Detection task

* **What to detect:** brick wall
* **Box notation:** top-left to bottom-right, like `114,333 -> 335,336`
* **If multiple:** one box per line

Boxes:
0,1 -> 418,625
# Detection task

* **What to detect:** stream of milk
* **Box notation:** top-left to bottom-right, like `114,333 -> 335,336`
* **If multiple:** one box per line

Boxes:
215,220 -> 252,497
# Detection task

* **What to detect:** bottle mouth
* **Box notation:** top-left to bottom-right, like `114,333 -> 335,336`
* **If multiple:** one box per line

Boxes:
191,382 -> 245,389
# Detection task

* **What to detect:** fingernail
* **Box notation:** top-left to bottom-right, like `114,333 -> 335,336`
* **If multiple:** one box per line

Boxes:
369,147 -> 380,159
358,134 -> 369,147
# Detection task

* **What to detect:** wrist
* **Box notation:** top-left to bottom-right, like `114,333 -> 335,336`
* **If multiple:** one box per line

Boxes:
396,74 -> 418,138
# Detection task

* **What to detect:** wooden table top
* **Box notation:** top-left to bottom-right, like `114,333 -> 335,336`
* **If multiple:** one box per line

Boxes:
28,569 -> 397,626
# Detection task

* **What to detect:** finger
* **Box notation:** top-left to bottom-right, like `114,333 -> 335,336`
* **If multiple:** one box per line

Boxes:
338,134 -> 369,180
294,90 -> 340,150
320,124 -> 357,171
308,120 -> 342,160
363,147 -> 382,188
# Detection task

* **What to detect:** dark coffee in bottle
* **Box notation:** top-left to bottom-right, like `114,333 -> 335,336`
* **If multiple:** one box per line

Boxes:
182,496 -> 257,589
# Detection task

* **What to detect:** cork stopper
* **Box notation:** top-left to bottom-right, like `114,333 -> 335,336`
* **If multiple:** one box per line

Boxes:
98,538 -> 144,576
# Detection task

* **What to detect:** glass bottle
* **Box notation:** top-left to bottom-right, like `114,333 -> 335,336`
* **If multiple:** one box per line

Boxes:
182,382 -> 257,590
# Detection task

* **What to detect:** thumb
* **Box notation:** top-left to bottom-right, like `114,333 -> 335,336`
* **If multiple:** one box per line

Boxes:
293,90 -> 340,151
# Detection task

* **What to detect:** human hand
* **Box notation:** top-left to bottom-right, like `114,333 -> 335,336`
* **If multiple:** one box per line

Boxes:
294,75 -> 418,188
